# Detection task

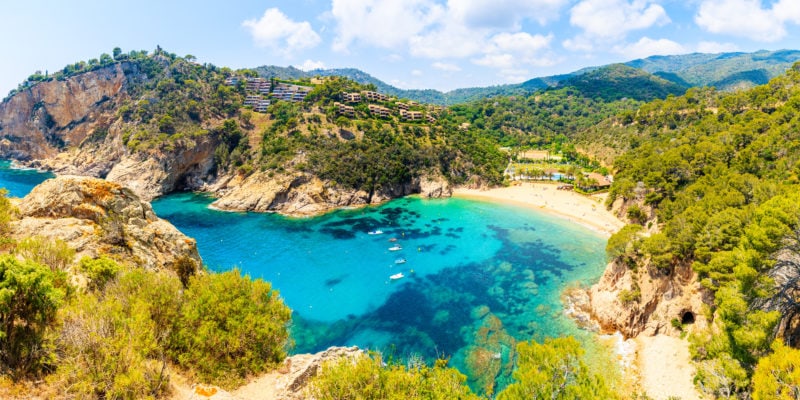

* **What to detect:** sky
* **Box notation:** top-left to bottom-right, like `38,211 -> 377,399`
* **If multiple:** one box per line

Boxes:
2,0 -> 800,96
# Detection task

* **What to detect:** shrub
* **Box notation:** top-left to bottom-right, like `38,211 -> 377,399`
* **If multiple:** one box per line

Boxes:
169,269 -> 292,387
0,255 -> 66,378
53,269 -> 179,398
78,256 -> 120,292
308,353 -> 479,399
14,236 -> 75,272
497,337 -> 619,400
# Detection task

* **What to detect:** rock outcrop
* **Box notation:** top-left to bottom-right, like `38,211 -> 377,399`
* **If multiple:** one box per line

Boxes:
584,260 -> 712,337
183,346 -> 363,400
12,175 -> 201,270
210,172 -> 451,216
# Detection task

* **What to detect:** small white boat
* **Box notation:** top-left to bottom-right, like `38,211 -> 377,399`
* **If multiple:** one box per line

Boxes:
394,258 -> 406,264
390,272 -> 405,280
388,245 -> 402,251
368,230 -> 384,235
388,237 -> 398,242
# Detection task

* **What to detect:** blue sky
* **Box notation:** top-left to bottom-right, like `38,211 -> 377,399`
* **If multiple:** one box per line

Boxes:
2,0 -> 800,96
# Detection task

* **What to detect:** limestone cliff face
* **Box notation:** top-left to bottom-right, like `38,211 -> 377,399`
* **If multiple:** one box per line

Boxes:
209,171 -> 452,216
569,196 -> 713,338
12,175 -> 201,270
0,63 -> 137,160
582,260 -> 711,337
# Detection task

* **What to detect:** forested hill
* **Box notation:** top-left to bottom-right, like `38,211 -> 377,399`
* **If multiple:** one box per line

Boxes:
255,49 -> 800,105
604,62 -> 800,398
626,49 -> 800,91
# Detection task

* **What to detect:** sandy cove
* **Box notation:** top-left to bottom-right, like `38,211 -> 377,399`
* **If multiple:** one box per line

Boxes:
453,181 -> 625,237
455,181 -> 704,400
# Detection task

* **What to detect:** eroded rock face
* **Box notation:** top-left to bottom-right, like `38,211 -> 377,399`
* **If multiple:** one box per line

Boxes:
0,63 -> 134,160
233,346 -> 363,400
210,172 -> 451,216
12,175 -> 201,270
580,259 -> 712,337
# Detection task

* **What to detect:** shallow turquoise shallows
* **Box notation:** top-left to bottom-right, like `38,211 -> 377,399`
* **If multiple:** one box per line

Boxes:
0,162 -> 607,391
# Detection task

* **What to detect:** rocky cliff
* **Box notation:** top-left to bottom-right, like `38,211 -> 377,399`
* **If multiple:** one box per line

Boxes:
1,62 -> 454,216
12,175 -> 201,270
210,171 -> 452,215
567,197 -> 713,338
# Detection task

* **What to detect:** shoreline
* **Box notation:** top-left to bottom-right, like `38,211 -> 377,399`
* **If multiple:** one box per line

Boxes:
453,181 -> 625,237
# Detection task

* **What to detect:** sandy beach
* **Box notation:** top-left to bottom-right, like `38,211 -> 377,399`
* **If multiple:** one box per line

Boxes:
454,181 -> 626,237
456,182 -> 704,400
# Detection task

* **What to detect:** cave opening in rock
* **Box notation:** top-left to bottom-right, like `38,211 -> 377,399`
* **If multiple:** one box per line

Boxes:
681,311 -> 695,324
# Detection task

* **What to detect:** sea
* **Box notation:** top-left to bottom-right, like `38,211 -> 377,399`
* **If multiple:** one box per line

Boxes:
0,162 -> 609,392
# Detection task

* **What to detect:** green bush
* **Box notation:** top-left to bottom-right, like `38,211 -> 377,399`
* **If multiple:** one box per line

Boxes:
169,269 -> 292,387
308,353 -> 479,400
53,269 -> 180,398
78,256 -> 120,292
0,255 -> 66,378
14,236 -> 75,272
497,337 -> 619,400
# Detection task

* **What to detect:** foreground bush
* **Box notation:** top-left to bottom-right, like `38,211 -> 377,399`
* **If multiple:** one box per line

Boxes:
53,268 -> 180,399
308,353 -> 480,399
497,337 -> 618,400
169,269 -> 292,387
0,255 -> 65,378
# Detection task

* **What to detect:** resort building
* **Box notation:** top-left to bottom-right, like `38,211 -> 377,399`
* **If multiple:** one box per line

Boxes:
273,83 -> 312,102
244,95 -> 261,106
425,114 -> 436,123
253,99 -> 271,113
245,77 -> 271,93
363,91 -> 388,102
334,102 -> 355,117
400,109 -> 423,121
342,92 -> 361,103
224,77 -> 239,86
368,104 -> 391,118
397,102 -> 409,111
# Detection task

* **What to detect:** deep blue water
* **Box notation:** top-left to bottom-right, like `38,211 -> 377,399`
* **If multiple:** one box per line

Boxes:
0,160 -> 54,197
0,162 -> 608,391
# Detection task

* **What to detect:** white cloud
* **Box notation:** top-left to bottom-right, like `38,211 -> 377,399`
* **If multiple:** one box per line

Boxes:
694,0 -> 800,42
695,41 -> 739,53
330,0 -> 443,52
562,35 -> 594,52
298,60 -> 326,71
411,69 -> 423,76
448,0 -> 568,28
612,37 -> 686,59
242,8 -> 321,55
432,62 -> 462,72
409,23 -> 486,59
383,53 -> 404,62
570,0 -> 670,39
498,68 -> 532,83
473,32 -> 556,68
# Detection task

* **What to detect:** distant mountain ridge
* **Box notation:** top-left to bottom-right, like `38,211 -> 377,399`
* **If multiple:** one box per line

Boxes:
253,49 -> 800,105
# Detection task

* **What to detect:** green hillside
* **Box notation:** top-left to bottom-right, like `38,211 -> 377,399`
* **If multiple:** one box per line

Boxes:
606,62 -> 800,398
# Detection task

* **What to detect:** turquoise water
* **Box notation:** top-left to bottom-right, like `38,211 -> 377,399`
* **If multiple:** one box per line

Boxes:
0,160 -> 54,197
0,162 -> 608,391
150,193 -> 608,390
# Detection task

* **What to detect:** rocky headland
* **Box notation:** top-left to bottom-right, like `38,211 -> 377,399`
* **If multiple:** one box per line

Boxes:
11,175 -> 201,270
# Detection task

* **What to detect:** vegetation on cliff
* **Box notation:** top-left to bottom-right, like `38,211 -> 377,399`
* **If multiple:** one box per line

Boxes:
605,62 -> 800,397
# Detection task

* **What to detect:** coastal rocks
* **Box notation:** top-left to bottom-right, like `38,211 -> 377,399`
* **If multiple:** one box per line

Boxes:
12,175 -> 201,270
584,259 -> 711,337
232,346 -> 363,400
210,171 -> 452,217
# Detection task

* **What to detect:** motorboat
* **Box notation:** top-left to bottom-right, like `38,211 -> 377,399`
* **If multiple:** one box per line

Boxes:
388,245 -> 402,251
394,258 -> 406,264
368,230 -> 384,235
388,237 -> 398,242
390,272 -> 405,280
